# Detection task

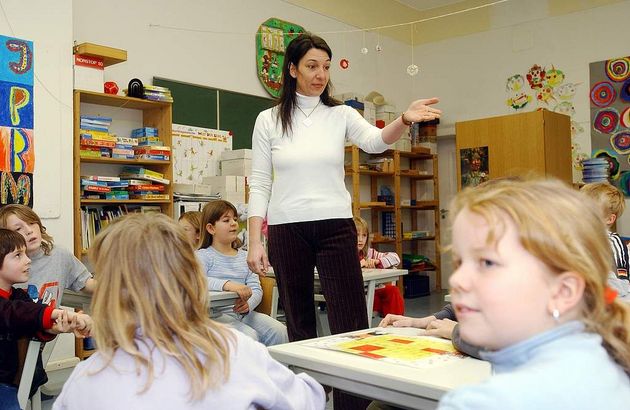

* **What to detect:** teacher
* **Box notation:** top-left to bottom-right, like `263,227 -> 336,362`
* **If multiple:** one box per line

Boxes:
247,28 -> 440,387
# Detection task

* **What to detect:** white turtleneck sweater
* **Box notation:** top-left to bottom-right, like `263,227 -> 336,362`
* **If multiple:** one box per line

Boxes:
249,93 -> 390,225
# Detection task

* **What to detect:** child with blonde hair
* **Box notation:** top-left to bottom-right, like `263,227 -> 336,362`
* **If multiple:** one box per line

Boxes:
53,213 -> 324,409
196,200 -> 288,346
438,178 -> 630,409
178,210 -> 202,248
353,216 -> 400,269
581,182 -> 629,281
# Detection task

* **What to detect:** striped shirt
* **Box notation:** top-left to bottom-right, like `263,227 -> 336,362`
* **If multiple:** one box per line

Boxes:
608,231 -> 629,281
360,248 -> 401,269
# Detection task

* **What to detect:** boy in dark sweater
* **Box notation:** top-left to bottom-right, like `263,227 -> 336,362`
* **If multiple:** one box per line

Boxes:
0,229 -> 91,409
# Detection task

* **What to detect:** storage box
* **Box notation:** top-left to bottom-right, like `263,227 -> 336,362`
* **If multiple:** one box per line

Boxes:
73,54 -> 103,92
220,159 -> 252,176
173,183 -> 213,196
220,149 -> 252,161
404,273 -> 430,298
218,189 -> 246,205
202,176 -> 246,192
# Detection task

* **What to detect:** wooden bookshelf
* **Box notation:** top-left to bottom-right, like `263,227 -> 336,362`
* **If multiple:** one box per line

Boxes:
73,90 -> 173,258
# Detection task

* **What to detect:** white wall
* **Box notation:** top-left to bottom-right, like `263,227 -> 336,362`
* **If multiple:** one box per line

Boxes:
0,0 -> 74,248
72,0 -> 415,112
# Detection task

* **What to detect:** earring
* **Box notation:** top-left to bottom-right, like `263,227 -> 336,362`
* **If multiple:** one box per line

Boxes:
552,308 -> 560,323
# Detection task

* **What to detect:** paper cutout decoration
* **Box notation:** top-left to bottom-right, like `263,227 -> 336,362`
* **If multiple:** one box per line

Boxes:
590,81 -> 617,107
593,108 -> 620,134
505,74 -> 531,110
554,101 -> 575,117
526,64 -> 545,89
621,107 -> 630,129
0,171 -> 32,207
256,18 -> 304,98
606,57 -> 630,82
620,78 -> 630,103
610,131 -> 630,155
555,82 -> 579,101
544,66 -> 565,88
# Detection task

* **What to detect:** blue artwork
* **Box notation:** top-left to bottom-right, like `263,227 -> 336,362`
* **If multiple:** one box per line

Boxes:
0,36 -> 33,85
0,80 -> 33,129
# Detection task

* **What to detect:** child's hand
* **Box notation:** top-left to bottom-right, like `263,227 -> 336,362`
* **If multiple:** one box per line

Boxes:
233,299 -> 250,314
360,258 -> 367,268
425,318 -> 457,340
72,313 -> 93,338
50,309 -> 71,334
379,314 -> 436,329
223,281 -> 252,301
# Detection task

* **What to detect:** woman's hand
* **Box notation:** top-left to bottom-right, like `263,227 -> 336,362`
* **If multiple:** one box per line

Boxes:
247,241 -> 269,277
425,318 -> 457,340
403,97 -> 441,123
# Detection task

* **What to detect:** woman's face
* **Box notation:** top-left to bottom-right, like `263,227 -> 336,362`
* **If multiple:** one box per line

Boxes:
290,47 -> 331,97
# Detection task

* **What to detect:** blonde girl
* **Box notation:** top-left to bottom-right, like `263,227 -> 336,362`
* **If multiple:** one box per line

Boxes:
353,216 -> 400,269
439,178 -> 630,409
178,210 -> 202,248
53,213 -> 324,409
196,200 -> 288,346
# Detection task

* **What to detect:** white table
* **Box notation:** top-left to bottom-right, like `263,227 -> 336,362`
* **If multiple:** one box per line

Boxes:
268,327 -> 491,409
62,290 -> 239,315
268,268 -> 407,328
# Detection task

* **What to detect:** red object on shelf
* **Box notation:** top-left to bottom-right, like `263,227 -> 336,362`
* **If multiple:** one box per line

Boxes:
375,120 -> 385,129
104,81 -> 119,95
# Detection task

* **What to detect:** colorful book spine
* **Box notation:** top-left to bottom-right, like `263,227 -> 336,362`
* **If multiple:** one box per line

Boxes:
80,138 -> 116,148
129,193 -> 170,200
81,175 -> 121,182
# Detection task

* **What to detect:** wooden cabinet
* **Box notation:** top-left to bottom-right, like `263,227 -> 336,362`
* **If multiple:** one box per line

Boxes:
73,90 -> 174,259
455,110 -> 572,189
346,146 -> 442,291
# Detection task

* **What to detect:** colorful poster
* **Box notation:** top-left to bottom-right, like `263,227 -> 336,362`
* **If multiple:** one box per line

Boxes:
589,55 -> 630,194
255,18 -> 304,98
0,35 -> 34,206
460,146 -> 489,188
305,331 -> 466,369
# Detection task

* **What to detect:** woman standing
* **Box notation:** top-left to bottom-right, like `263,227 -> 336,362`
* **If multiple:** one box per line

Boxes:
247,32 -> 440,408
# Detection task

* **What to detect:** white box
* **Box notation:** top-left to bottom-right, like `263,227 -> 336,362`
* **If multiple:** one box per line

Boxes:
173,183 -> 213,196
220,159 -> 252,176
218,189 -> 246,205
221,149 -> 252,161
73,54 -> 104,92
203,176 -> 246,192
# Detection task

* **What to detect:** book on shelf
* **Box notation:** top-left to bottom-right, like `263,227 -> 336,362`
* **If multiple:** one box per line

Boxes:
116,137 -> 139,146
81,205 -> 129,250
82,175 -> 121,182
131,127 -> 158,137
80,138 -> 116,148
81,179 -> 107,187
82,185 -> 111,193
80,130 -> 117,142
128,184 -> 165,192
136,136 -> 160,143
112,148 -> 134,156
80,149 -> 110,159
129,193 -> 170,200
134,154 -> 170,161
133,146 -> 170,154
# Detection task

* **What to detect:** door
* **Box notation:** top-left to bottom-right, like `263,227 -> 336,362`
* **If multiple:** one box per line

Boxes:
437,136 -> 457,289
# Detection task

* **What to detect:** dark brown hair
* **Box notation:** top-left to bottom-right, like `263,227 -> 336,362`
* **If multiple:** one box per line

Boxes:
0,228 -> 27,269
277,32 -> 341,136
198,200 -> 240,249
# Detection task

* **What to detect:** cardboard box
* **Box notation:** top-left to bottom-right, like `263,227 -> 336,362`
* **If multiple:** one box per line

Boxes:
220,159 -> 252,176
73,54 -> 103,92
173,183 -> 213,196
202,176 -> 246,192
221,149 -> 252,161
218,189 -> 246,205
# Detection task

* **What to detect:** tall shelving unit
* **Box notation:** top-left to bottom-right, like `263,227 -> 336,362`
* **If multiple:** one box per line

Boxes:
73,90 -> 174,259
346,145 -> 441,291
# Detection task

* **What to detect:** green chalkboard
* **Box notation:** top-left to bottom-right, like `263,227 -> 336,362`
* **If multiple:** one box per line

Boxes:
153,77 -> 275,149
219,90 -> 275,150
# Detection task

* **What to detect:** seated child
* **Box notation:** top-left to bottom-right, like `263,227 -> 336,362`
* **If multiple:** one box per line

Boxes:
353,216 -> 400,269
0,229 -> 91,409
581,182 -> 629,281
196,200 -> 288,347
354,216 -> 404,317
437,178 -> 630,409
0,204 -> 96,393
178,211 -> 202,248
53,213 -> 324,409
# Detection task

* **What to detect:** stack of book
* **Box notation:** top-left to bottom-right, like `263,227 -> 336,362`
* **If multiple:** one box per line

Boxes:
582,158 -> 610,183
79,115 -> 115,158
80,205 -> 129,250
129,127 -> 171,161
80,176 -> 129,200
120,166 -> 170,200
143,85 -> 173,102
112,135 -> 138,159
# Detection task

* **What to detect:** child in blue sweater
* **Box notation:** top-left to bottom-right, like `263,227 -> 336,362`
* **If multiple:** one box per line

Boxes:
196,200 -> 287,346
438,178 -> 630,409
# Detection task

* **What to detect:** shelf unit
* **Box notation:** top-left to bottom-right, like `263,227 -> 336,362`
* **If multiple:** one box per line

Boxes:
346,146 -> 441,291
73,90 -> 174,259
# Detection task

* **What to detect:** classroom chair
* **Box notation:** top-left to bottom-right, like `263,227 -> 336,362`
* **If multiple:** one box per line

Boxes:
255,276 -> 279,319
